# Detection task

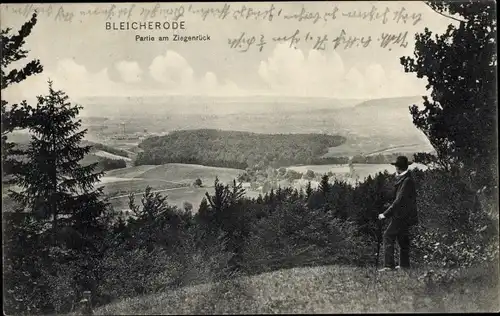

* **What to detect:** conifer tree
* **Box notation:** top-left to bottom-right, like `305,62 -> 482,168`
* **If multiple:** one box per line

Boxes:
305,181 -> 313,200
1,13 -> 43,178
9,81 -> 107,240
319,174 -> 330,196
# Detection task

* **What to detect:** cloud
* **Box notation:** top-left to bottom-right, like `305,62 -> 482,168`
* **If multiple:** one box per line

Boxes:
149,50 -> 243,96
149,50 -> 195,90
258,43 -> 427,98
2,58 -> 127,102
3,53 -> 243,102
115,61 -> 143,83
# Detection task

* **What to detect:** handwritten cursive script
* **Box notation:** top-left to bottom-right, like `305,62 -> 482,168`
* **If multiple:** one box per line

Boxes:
2,3 -> 424,25
228,29 -> 408,52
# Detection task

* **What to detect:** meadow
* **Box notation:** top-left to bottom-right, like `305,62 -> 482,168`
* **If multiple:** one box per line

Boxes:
101,163 -> 247,210
94,263 -> 498,314
102,162 -> 429,210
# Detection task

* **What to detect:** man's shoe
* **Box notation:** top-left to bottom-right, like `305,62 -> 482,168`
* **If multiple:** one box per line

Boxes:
378,267 -> 395,272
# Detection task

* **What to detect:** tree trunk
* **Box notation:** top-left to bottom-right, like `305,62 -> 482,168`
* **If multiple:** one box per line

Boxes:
51,129 -> 58,245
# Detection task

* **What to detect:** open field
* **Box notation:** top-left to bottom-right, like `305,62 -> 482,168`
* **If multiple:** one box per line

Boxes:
94,264 -> 498,314
93,150 -> 132,162
104,162 -> 429,211
107,187 -> 209,210
101,163 -> 247,210
322,137 -> 434,158
105,163 -> 244,185
101,179 -> 186,198
108,186 -> 262,210
287,163 -> 428,181
104,165 -> 159,178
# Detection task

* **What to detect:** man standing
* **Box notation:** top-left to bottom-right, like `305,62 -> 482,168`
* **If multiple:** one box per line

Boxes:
378,156 -> 418,271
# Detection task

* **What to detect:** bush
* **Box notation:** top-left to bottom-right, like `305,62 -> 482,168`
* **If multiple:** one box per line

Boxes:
240,201 -> 370,274
97,226 -> 236,303
183,201 -> 193,212
410,172 -> 499,268
98,157 -> 127,171
285,169 -> 302,181
304,169 -> 315,180
5,167 -> 498,314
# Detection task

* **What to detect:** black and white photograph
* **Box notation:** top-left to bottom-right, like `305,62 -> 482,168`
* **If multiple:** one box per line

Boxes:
1,1 -> 498,314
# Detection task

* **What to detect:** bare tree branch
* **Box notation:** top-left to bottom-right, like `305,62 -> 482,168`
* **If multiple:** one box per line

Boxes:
424,2 -> 468,23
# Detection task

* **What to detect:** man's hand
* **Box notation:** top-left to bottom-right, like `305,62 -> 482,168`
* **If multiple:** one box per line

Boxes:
378,213 -> 385,220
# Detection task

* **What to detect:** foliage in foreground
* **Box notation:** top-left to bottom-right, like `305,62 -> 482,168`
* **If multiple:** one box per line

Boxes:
93,262 -> 499,315
3,169 -> 498,314
401,1 -> 497,190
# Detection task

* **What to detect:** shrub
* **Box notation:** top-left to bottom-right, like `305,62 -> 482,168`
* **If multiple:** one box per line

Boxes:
240,201 -> 370,274
98,157 -> 127,171
304,169 -> 315,180
411,172 -> 499,268
183,201 -> 193,212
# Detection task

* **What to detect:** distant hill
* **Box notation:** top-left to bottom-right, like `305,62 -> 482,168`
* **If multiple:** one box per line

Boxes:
5,133 -> 131,173
76,95 -> 365,117
354,96 -> 424,109
135,129 -> 347,169
321,96 -> 434,157
7,132 -> 130,157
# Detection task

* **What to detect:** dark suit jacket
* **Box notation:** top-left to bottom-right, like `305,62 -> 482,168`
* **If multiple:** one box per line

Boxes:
383,171 -> 418,226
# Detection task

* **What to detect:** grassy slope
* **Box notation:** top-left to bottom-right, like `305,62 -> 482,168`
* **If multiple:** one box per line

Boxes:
102,164 -> 246,209
101,179 -> 185,197
93,150 -> 132,162
94,264 -> 498,315
105,163 -> 244,184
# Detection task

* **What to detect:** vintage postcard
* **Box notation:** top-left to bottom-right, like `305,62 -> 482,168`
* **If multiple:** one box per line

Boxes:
1,1 -> 498,314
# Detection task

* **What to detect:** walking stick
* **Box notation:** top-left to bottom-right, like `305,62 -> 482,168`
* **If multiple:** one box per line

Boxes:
375,218 -> 383,269
373,215 -> 383,300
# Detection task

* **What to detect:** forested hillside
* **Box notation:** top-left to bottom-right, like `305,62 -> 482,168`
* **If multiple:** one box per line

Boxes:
135,129 -> 346,169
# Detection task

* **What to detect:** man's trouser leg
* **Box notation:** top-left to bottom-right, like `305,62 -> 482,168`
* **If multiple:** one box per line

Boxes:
383,221 -> 398,269
398,227 -> 411,268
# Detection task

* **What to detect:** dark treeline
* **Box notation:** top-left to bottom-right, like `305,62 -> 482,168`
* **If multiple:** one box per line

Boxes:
97,157 -> 127,172
134,129 -> 415,169
83,140 -> 130,158
134,129 -> 346,169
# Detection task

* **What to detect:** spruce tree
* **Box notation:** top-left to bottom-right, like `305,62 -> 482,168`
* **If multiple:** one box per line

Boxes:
9,81 -> 108,240
1,13 -> 43,178
305,181 -> 313,200
319,174 -> 330,196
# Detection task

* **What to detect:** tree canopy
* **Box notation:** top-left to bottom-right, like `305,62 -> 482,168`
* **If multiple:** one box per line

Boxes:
401,1 -> 497,190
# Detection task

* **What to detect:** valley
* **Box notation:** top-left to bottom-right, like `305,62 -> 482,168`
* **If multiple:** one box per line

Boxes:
4,95 -> 435,213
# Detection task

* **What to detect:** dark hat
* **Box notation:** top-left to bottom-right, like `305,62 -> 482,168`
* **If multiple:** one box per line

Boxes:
390,156 -> 413,168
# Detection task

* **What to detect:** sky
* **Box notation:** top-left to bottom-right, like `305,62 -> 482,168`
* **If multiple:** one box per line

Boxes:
1,1 -> 458,101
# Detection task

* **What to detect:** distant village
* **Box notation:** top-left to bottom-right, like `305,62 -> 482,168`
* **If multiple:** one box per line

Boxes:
236,160 -> 361,195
